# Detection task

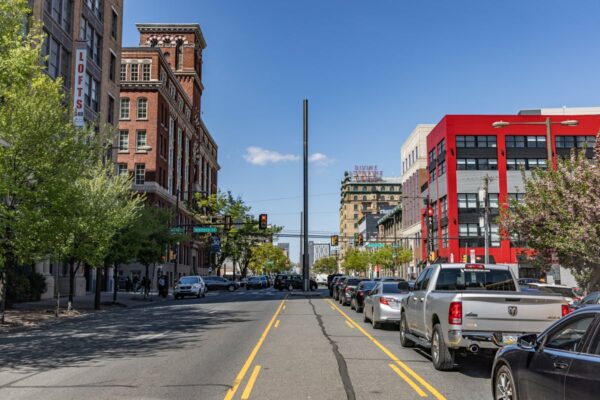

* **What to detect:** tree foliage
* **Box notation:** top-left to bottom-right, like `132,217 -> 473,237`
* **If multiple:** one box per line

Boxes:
342,249 -> 370,273
248,243 -> 288,275
501,145 -> 600,291
312,256 -> 338,275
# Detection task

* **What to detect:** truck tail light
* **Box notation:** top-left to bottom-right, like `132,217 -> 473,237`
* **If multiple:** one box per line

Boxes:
448,301 -> 462,325
562,304 -> 571,317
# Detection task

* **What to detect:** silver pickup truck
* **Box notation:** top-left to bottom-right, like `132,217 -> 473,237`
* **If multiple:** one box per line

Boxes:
399,263 -> 570,370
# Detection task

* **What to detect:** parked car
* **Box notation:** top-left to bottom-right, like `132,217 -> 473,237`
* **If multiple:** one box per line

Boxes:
315,273 -> 328,286
339,278 -> 366,306
518,277 -> 541,285
284,275 -> 318,291
573,291 -> 600,309
274,274 -> 294,290
202,276 -> 239,292
491,306 -> 600,400
174,276 -> 206,299
329,275 -> 343,297
350,280 -> 377,312
527,283 -> 580,305
363,281 -> 411,328
333,277 -> 348,301
246,276 -> 269,289
399,263 -> 570,370
327,273 -> 343,289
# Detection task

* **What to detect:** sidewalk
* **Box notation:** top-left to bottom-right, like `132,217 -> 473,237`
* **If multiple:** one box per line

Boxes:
1,291 -> 171,333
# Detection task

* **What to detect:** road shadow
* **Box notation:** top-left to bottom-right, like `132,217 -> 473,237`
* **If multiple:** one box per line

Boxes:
0,303 -> 252,372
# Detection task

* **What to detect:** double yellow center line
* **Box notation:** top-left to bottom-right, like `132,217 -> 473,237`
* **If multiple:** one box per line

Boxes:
327,299 -> 446,400
223,297 -> 287,400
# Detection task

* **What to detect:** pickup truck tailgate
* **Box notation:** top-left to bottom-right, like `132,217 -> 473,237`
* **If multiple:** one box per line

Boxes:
459,293 -> 564,333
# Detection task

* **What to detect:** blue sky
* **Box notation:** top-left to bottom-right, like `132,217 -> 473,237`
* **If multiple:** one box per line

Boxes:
123,0 -> 600,263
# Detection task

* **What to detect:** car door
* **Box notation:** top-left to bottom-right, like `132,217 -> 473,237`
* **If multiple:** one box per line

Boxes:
365,284 -> 379,319
410,268 -> 432,336
406,270 -> 426,332
563,315 -> 600,400
522,314 -> 596,400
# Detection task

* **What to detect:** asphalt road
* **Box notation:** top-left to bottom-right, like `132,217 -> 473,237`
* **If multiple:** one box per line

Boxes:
0,288 -> 493,400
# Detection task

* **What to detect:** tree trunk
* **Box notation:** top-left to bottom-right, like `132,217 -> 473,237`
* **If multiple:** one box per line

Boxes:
1,226 -> 16,324
94,267 -> 102,310
144,264 -> 149,299
0,267 -> 6,325
586,265 -> 600,292
113,262 -> 119,303
68,259 -> 76,311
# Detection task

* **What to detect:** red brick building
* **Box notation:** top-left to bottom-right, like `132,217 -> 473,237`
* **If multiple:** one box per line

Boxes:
118,24 -> 219,283
423,113 -> 600,277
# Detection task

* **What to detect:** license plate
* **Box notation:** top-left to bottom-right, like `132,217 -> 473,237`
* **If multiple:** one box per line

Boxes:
502,334 -> 518,345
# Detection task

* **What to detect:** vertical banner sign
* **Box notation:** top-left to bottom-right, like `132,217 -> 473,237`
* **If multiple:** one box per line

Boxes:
73,41 -> 87,127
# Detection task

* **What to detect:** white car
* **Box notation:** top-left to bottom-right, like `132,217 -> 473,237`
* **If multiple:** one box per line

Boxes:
174,276 -> 207,299
526,282 -> 579,304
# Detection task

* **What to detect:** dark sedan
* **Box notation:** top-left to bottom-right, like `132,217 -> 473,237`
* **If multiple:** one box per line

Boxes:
329,275 -> 343,297
202,276 -> 239,292
350,280 -> 376,312
492,306 -> 600,400
333,277 -> 348,301
246,276 -> 269,289
327,273 -> 343,295
339,278 -> 367,306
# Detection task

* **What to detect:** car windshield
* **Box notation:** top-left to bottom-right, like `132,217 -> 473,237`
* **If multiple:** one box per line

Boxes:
359,281 -> 376,290
179,277 -> 197,285
382,283 -> 402,294
346,278 -> 361,285
435,268 -> 516,291
248,277 -> 260,281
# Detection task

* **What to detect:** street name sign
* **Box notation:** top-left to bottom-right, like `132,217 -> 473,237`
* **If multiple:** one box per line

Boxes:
366,243 -> 385,248
193,226 -> 218,233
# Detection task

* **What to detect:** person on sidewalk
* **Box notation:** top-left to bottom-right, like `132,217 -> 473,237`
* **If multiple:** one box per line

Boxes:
125,276 -> 132,292
157,275 -> 167,298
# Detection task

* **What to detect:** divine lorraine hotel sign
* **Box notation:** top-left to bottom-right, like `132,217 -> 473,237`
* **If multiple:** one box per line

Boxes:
352,165 -> 383,182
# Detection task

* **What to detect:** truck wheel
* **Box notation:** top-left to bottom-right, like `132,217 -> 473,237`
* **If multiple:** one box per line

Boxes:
399,314 -> 414,348
431,324 -> 454,371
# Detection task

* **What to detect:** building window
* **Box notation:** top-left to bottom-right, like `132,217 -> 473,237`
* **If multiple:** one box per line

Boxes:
442,226 -> 448,248
491,224 -> 500,247
505,135 -> 546,148
458,193 -> 478,210
120,63 -> 127,81
438,159 -> 446,176
354,214 -> 358,220
136,131 -> 147,151
176,43 -> 183,70
506,158 -> 546,170
109,52 -> 116,81
429,149 -> 436,164
84,73 -> 99,112
437,139 -> 446,156
142,64 -> 151,81
137,98 -> 148,119
429,167 -> 436,182
459,223 -> 479,247
84,0 -> 103,20
135,164 -> 145,185
354,204 -> 358,210
456,135 -> 475,148
130,63 -> 139,81
111,9 -> 118,39
46,0 -> 72,32
159,67 -> 166,82
117,163 -> 128,176
353,195 -> 357,200
118,130 -> 128,151
80,17 -> 101,65
457,158 -> 497,170
487,193 -> 499,209
107,96 -> 115,124
440,196 -> 447,218
119,98 -> 130,119
507,193 -> 525,205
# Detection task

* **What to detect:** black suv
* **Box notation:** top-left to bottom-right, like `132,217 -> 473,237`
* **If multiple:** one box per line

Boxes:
202,276 -> 239,292
274,274 -> 317,291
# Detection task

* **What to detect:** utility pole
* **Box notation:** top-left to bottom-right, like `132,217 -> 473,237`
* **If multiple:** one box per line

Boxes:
174,188 -> 179,281
302,99 -> 309,291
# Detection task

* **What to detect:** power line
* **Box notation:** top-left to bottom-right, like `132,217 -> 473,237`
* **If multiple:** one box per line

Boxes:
246,192 -> 338,203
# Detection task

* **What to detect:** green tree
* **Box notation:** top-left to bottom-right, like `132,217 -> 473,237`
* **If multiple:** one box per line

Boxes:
312,256 -> 338,275
0,0 -> 98,321
371,246 -> 413,276
501,145 -> 600,291
248,243 -> 288,275
342,249 -> 371,274
193,191 -> 281,278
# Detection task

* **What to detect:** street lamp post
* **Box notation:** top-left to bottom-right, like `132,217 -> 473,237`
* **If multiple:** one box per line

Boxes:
492,118 -> 578,165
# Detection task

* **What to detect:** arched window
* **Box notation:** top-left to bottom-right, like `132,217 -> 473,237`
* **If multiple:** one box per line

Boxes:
175,42 -> 183,70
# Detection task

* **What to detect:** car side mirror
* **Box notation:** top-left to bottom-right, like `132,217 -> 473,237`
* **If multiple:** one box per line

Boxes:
517,333 -> 538,350
398,281 -> 410,293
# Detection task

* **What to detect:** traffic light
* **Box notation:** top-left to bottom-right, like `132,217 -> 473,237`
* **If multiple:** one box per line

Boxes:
259,214 -> 268,229
330,235 -> 339,246
224,215 -> 232,231
358,234 -> 364,245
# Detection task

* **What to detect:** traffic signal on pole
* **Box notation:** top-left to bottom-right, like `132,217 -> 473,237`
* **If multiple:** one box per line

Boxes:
330,235 -> 339,246
259,214 -> 268,229
358,234 -> 364,245
224,215 -> 232,231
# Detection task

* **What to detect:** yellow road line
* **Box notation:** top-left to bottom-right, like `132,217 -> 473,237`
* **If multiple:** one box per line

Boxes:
275,319 -> 280,328
345,320 -> 354,329
240,365 -> 262,400
326,299 -> 446,400
330,306 -> 335,310
223,297 -> 287,400
282,305 -> 286,310
389,364 -> 427,397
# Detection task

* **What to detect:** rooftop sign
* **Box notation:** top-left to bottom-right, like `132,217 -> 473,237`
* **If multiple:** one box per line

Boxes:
352,165 -> 383,182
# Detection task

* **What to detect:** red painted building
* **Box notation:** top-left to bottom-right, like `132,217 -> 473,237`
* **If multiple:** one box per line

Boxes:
422,114 -> 600,271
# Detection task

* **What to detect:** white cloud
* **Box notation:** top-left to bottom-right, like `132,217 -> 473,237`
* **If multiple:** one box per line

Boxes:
309,152 -> 335,166
243,146 -> 300,166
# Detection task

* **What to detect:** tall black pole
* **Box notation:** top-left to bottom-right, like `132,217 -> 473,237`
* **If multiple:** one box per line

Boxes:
303,100 -> 309,291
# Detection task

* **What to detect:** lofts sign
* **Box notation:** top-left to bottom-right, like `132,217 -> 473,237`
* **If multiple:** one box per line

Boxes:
73,41 -> 87,127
